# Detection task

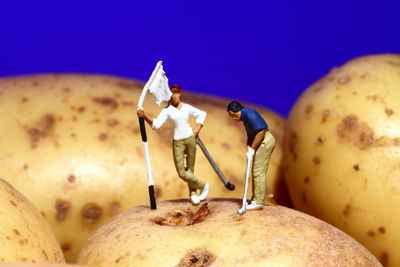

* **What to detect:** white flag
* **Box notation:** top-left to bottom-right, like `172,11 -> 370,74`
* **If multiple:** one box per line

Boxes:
148,62 -> 172,106
137,61 -> 172,109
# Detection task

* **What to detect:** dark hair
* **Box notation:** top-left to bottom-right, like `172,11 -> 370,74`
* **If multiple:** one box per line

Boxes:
227,101 -> 243,113
170,84 -> 182,93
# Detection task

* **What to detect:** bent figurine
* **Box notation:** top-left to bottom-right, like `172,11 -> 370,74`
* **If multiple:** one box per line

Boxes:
137,84 -> 209,205
227,101 -> 276,210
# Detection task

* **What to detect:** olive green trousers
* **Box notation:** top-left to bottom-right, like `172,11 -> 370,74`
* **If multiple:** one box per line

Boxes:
173,135 -> 206,196
252,131 -> 276,205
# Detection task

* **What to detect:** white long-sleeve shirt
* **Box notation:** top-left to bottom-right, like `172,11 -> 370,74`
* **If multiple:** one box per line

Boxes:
151,103 -> 206,140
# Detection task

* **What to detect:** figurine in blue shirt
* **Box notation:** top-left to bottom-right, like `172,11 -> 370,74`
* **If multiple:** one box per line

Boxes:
227,101 -> 276,210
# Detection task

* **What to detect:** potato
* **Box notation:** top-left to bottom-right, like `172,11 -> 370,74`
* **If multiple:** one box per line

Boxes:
0,178 -> 64,264
283,54 -> 400,266
0,264 -> 85,267
0,74 -> 288,262
77,198 -> 380,266
0,265 -> 85,267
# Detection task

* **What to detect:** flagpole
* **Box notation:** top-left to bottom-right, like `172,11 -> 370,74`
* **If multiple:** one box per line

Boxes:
138,117 -> 156,210
137,61 -> 163,210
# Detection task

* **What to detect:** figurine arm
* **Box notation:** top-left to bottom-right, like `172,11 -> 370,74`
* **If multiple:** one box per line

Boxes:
250,130 -> 265,151
186,104 -> 206,136
192,123 -> 203,137
151,108 -> 168,130
187,104 -> 206,125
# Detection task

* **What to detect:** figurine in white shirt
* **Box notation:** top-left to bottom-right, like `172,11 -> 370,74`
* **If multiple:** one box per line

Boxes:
137,84 -> 209,205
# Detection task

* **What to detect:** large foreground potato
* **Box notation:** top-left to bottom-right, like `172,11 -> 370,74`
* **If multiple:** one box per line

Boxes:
0,178 -> 64,264
283,54 -> 400,266
77,198 -> 380,266
0,74 -> 287,261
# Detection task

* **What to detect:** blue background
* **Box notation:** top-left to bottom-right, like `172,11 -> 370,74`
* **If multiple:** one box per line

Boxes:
1,1 -> 399,117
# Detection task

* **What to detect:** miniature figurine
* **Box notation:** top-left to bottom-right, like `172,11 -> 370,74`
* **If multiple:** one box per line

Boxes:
227,101 -> 276,212
137,84 -> 209,205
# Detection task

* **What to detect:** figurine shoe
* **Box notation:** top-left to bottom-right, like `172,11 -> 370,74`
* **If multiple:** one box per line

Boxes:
190,194 -> 200,205
199,183 -> 209,201
246,201 -> 263,210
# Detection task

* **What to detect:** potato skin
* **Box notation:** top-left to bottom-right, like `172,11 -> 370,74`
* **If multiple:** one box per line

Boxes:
77,198 -> 380,266
283,54 -> 400,266
0,178 -> 65,264
0,74 -> 288,262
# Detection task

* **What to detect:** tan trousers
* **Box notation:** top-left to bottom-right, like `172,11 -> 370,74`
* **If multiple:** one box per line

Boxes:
173,135 -> 206,196
252,131 -> 276,205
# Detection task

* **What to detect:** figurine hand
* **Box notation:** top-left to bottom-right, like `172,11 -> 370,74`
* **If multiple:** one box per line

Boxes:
137,109 -> 145,117
193,128 -> 200,137
246,147 -> 255,160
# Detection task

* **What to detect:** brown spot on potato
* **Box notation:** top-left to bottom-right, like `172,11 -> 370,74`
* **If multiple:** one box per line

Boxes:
110,201 -> 120,214
378,227 -> 386,234
337,114 -> 400,149
313,156 -> 320,164
78,106 -> 86,112
9,200 -> 17,206
93,97 -> 118,109
27,114 -> 56,148
288,132 -> 297,153
387,60 -> 400,66
353,164 -> 360,171
304,177 -> 310,184
177,247 -> 216,267
154,187 -> 163,199
313,86 -> 323,93
107,118 -> 119,127
81,203 -> 103,223
315,137 -> 324,145
321,109 -> 330,123
117,81 -> 137,89
152,203 -> 209,226
115,255 -> 124,263
222,142 -> 231,149
337,115 -> 373,149
381,251 -> 389,266
385,108 -> 394,116
32,81 -> 39,86
19,239 -> 28,245
342,204 -> 351,217
305,104 -> 313,114
55,199 -> 71,222
338,76 -> 350,84
21,97 -> 28,103
367,230 -> 375,237
63,87 -> 71,92
13,229 -> 20,235
99,133 -> 108,141
6,236 -> 11,240
67,174 -> 76,184
22,164 -> 28,170
61,243 -> 71,251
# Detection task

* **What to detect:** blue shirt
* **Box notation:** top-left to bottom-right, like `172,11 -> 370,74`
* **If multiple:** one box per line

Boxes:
240,107 -> 268,144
